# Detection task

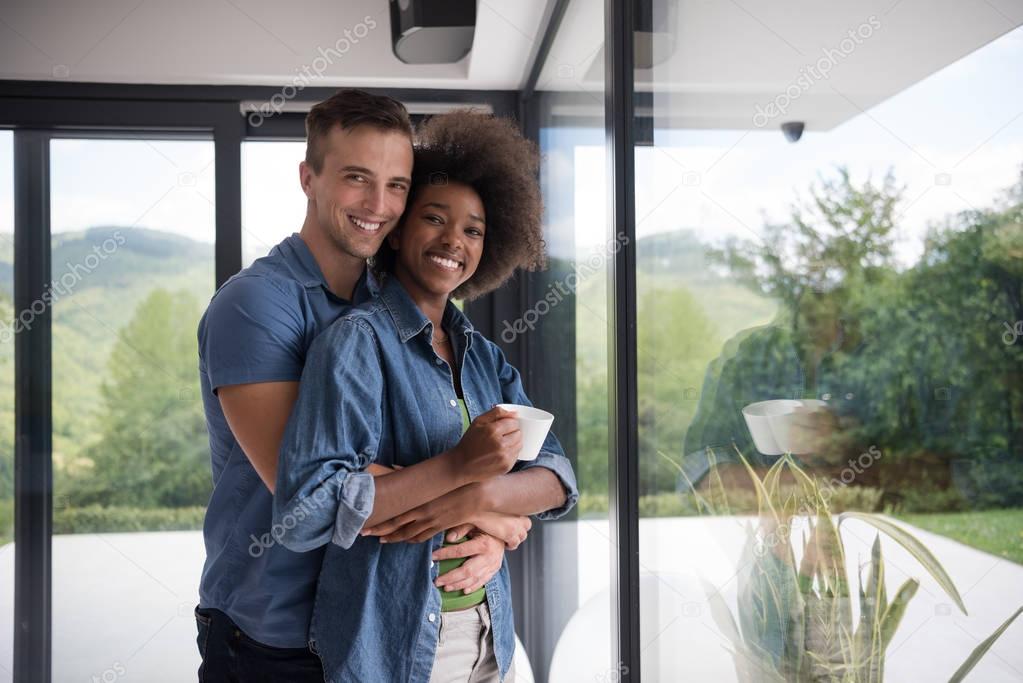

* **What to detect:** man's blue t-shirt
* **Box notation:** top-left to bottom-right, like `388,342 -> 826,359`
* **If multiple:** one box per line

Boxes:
197,233 -> 373,648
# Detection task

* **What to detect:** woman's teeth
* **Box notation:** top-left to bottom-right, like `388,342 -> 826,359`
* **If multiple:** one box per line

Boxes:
429,255 -> 461,271
349,215 -> 382,232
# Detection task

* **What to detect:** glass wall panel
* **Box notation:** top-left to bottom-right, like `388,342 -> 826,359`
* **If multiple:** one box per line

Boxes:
533,1 -> 617,680
635,4 -> 1023,680
50,137 -> 215,681
242,141 -> 306,266
0,130 -> 14,683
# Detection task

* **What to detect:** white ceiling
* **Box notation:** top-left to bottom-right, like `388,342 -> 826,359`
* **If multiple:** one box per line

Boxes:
1,0 -> 1020,131
538,0 -> 1023,130
0,0 -> 551,89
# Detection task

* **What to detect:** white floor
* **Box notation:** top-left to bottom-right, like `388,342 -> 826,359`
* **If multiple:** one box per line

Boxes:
554,516 -> 1023,683
0,517 -> 1020,682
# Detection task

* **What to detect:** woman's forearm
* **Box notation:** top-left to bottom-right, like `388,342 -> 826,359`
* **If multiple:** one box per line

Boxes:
359,467 -> 567,543
364,450 -> 470,528
484,468 -> 567,517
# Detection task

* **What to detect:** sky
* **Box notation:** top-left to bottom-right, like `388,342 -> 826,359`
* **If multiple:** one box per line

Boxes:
565,24 -> 1023,264
0,24 -> 1020,270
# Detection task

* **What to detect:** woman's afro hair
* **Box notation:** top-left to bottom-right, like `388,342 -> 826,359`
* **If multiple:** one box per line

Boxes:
374,109 -> 545,300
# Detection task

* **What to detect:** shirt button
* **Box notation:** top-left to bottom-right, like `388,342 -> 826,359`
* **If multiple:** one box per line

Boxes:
449,399 -> 457,407
428,613 -> 437,623
435,358 -> 444,365
822,393 -> 832,401
845,392 -> 854,400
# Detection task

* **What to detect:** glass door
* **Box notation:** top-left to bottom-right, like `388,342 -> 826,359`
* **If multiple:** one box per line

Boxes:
0,129 -> 14,682
633,3 -> 1023,680
49,136 -> 215,681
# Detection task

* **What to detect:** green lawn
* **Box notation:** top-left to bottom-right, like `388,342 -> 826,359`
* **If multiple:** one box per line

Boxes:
897,508 -> 1023,566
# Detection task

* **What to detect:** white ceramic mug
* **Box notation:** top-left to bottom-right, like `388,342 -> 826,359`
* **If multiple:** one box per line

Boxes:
768,400 -> 832,455
741,399 -> 803,455
743,399 -> 833,455
497,403 -> 554,461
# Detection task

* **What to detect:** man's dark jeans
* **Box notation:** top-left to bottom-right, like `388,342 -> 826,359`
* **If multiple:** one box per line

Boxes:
194,606 -> 323,682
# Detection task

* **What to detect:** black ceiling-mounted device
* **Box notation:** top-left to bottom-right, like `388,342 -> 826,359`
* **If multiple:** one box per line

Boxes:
390,0 -> 477,65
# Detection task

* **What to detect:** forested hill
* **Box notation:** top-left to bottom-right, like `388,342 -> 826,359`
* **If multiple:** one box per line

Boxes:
0,225 -> 773,509
0,227 -> 215,483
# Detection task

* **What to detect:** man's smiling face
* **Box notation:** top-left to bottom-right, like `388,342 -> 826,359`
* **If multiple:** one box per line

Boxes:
301,124 -> 413,260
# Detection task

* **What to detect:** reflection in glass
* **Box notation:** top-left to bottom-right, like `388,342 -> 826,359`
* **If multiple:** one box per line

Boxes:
530,1 -> 614,680
634,2 -> 1023,680
536,114 -> 613,683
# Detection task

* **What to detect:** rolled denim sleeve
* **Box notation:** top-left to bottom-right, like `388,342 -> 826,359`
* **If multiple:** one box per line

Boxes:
488,341 -> 579,520
272,319 -> 383,551
515,447 -> 579,520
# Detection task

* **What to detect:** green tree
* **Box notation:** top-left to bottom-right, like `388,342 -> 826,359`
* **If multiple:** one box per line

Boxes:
574,274 -> 610,497
687,168 -> 906,482
711,166 -> 904,315
69,288 -> 210,508
862,171 -> 1023,505
707,165 -> 1023,508
637,284 -> 720,494
0,292 -> 12,504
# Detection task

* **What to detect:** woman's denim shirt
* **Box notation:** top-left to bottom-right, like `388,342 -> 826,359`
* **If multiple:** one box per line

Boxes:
272,276 -> 579,683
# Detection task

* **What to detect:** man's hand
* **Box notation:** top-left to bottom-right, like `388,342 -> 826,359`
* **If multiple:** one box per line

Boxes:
450,406 -> 522,483
362,482 -> 492,543
433,531 -> 506,595
446,512 -> 531,550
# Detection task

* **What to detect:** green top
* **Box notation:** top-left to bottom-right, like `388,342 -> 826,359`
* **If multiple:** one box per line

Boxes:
438,399 -> 487,612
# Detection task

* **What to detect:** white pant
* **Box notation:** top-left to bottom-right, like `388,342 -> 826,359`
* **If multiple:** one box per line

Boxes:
429,602 -> 514,683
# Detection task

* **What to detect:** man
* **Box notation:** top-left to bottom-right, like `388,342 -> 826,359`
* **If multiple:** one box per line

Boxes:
195,90 -> 523,681
681,286 -> 871,490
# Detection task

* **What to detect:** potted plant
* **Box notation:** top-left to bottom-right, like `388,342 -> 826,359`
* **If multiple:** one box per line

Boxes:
679,452 -> 1022,682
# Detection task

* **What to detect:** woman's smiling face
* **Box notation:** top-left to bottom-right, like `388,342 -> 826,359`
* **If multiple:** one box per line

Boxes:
389,181 -> 486,300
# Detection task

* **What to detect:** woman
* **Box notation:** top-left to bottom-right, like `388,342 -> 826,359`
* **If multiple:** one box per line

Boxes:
272,110 -> 579,683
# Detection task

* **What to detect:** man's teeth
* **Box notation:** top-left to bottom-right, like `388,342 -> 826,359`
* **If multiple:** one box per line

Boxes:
350,215 -> 382,231
429,255 -> 461,270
